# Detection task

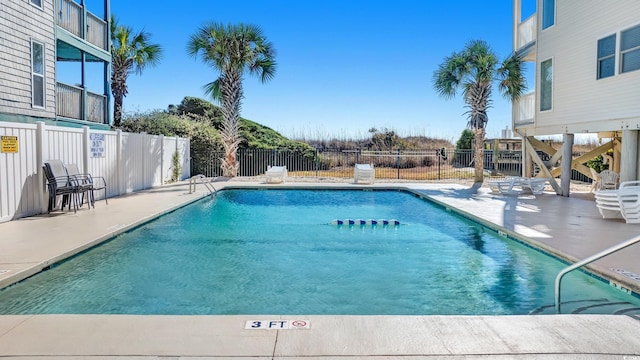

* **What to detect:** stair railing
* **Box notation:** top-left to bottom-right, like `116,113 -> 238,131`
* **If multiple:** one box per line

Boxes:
555,234 -> 640,313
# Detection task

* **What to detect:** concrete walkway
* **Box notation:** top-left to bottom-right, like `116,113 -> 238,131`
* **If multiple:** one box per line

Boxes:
0,180 -> 639,359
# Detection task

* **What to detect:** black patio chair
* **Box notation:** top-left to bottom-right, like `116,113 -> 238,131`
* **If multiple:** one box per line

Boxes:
43,160 -> 91,213
65,163 -> 108,208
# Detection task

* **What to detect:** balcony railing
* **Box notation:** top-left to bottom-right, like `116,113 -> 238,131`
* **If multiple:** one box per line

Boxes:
56,0 -> 108,51
56,82 -> 82,120
517,13 -> 537,50
86,91 -> 107,123
514,92 -> 535,127
56,82 -> 107,124
86,12 -> 107,51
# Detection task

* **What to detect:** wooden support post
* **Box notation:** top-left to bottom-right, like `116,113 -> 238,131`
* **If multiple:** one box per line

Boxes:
550,140 -> 615,177
525,139 -> 561,194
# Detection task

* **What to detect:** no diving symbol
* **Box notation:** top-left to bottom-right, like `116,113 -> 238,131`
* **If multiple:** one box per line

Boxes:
291,320 -> 307,328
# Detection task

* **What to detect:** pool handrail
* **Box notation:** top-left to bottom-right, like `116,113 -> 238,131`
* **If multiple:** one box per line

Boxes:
554,234 -> 640,313
188,174 -> 217,196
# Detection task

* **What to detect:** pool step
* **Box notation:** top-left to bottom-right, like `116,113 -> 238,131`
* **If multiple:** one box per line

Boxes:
530,298 -> 640,315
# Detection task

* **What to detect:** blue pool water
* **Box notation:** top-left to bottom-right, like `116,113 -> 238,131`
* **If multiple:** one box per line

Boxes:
0,189 -> 637,315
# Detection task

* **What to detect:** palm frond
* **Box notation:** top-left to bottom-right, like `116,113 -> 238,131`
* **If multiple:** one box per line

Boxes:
497,53 -> 526,101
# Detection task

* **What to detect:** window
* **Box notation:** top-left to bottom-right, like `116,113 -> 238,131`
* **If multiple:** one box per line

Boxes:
621,24 -> 640,74
30,0 -> 43,9
540,59 -> 552,111
597,34 -> 616,79
31,40 -> 45,108
542,0 -> 555,30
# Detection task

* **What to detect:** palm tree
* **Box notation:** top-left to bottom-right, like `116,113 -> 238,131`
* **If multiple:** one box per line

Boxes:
433,40 -> 525,183
187,22 -> 276,177
110,15 -> 163,127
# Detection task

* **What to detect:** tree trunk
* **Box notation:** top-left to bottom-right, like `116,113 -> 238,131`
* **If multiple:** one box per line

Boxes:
113,94 -> 123,128
473,127 -> 485,183
220,70 -> 243,177
110,59 -> 129,128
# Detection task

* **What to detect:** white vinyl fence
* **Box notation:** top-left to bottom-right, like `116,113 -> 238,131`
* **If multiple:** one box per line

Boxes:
0,121 -> 190,222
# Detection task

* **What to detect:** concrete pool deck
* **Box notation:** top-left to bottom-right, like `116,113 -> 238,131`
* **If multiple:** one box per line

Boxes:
0,179 -> 639,358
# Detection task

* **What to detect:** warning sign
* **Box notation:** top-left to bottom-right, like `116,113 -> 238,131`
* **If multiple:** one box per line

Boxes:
1,136 -> 18,153
89,133 -> 105,158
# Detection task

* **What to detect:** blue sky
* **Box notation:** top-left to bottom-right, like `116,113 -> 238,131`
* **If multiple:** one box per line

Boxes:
106,1 -> 535,142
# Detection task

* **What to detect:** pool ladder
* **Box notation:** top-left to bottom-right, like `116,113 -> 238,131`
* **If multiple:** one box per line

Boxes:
189,174 -> 217,197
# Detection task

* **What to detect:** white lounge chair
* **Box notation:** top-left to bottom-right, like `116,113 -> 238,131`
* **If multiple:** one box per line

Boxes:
354,163 -> 375,184
265,166 -> 287,183
594,181 -> 640,222
488,177 -> 519,194
488,177 -> 549,195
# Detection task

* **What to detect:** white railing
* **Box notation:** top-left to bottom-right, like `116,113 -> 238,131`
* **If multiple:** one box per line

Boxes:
56,82 -> 83,120
514,92 -> 535,126
0,121 -> 190,222
517,13 -> 537,50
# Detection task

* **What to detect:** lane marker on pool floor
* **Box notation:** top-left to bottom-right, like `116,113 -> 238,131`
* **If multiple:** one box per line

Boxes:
245,320 -> 310,330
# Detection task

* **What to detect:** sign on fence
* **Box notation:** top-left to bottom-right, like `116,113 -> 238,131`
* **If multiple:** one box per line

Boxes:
90,133 -> 105,158
1,136 -> 18,153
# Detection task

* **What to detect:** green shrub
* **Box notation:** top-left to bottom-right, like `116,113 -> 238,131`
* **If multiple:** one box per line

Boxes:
456,129 -> 474,150
121,111 -> 223,176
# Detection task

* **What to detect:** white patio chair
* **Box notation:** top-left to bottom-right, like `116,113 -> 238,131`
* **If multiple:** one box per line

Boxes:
265,166 -> 287,183
354,163 -> 375,184
599,170 -> 619,190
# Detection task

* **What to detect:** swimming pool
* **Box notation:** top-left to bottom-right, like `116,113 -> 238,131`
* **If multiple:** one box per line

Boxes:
0,189 -> 638,315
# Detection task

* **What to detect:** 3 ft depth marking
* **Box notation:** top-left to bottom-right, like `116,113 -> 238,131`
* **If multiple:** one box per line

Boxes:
244,320 -> 310,330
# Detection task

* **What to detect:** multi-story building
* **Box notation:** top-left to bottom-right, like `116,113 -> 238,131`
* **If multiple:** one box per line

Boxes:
0,0 -> 111,128
512,0 -> 640,194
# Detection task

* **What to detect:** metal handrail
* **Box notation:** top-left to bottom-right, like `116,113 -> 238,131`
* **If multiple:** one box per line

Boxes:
555,234 -> 640,313
189,174 -> 216,196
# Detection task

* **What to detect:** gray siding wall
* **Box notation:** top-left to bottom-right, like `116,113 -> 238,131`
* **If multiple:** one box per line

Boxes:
534,0 -> 640,135
0,0 -> 56,119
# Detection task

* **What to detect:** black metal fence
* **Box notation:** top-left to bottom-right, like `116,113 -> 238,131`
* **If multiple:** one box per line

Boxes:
191,148 -> 529,180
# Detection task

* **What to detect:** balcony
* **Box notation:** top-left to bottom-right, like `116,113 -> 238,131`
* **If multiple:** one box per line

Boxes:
516,13 -> 536,61
514,92 -> 535,127
56,82 -> 107,124
56,0 -> 108,51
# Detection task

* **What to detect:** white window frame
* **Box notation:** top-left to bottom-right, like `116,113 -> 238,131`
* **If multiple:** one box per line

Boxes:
596,34 -> 617,80
620,24 -> 640,75
541,0 -> 556,31
28,0 -> 43,10
31,39 -> 46,109
539,58 -> 553,112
